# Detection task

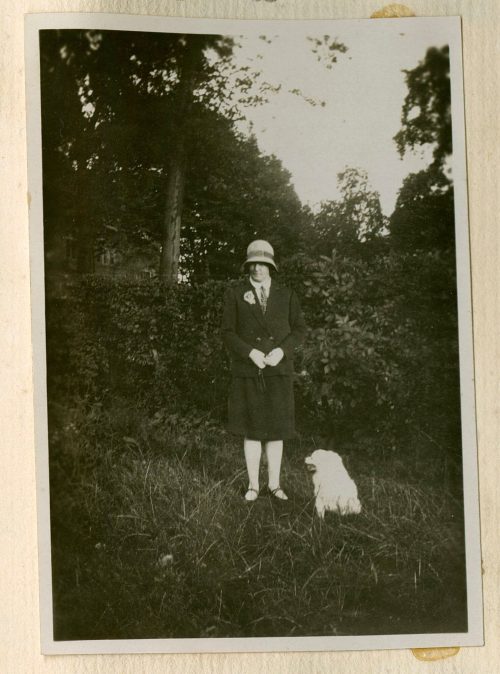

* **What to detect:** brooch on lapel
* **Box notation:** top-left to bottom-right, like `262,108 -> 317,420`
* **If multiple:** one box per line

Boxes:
243,290 -> 256,305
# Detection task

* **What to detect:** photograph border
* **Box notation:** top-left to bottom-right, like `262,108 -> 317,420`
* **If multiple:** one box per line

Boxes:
25,12 -> 483,655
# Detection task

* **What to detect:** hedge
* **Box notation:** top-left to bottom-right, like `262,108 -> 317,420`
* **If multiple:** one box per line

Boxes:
45,249 -> 461,452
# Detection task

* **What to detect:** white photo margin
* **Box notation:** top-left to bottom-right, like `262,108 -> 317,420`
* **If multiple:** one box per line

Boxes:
25,12 -> 483,655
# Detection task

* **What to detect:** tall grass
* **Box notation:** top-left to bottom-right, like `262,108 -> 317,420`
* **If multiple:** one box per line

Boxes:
49,401 -> 467,640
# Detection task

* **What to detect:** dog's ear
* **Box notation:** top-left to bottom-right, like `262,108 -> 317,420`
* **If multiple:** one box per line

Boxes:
325,451 -> 343,467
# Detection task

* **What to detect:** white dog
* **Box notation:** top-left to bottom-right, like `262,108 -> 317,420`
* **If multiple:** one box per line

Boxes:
305,449 -> 362,518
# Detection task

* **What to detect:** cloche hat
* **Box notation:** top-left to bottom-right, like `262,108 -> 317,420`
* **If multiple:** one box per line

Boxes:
243,239 -> 278,271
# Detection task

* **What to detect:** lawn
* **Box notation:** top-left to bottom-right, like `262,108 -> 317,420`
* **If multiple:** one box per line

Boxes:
49,401 -> 467,640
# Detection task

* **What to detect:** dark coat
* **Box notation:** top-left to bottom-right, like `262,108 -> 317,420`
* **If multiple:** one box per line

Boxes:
222,279 -> 307,378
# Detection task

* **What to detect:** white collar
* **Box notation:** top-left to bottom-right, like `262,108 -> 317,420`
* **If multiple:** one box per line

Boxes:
249,276 -> 272,291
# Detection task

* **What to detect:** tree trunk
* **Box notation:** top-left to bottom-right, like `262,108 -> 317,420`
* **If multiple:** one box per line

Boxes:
159,147 -> 187,284
159,37 -> 203,286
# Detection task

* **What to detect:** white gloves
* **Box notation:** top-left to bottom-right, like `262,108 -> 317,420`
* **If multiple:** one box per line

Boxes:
264,347 -> 284,367
249,349 -> 266,369
249,347 -> 284,369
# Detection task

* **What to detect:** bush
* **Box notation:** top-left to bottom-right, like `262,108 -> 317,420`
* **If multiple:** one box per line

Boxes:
280,249 -> 460,455
46,243 -> 461,461
46,276 -> 231,420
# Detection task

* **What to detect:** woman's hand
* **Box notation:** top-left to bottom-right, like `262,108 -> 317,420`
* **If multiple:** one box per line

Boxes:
249,349 -> 266,369
264,348 -> 284,367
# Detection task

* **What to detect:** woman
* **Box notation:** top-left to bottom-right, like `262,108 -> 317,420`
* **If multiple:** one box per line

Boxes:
222,240 -> 307,501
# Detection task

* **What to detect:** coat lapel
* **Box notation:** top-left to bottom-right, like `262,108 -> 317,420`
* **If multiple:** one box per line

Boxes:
265,281 -> 280,318
243,281 -> 268,331
243,279 -> 282,332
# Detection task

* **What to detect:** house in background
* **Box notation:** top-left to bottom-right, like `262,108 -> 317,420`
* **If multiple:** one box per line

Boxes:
45,225 -> 158,298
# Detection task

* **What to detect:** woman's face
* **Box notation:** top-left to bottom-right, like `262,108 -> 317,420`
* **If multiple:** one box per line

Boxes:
249,262 -> 271,283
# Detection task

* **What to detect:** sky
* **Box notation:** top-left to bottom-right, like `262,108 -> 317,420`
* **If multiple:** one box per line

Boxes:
226,18 -> 454,215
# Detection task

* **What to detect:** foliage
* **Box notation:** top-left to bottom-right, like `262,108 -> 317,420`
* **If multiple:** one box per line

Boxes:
39,29 -> 343,279
389,166 -> 455,251
279,247 -> 460,452
394,45 -> 451,167
180,123 -> 308,281
47,234 -> 461,461
40,32 -> 309,280
46,276 -> 230,418
312,168 -> 386,257
44,38 -> 466,640
307,35 -> 349,70
390,45 -> 454,255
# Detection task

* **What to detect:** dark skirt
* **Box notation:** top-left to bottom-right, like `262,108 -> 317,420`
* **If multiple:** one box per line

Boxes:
227,375 -> 296,441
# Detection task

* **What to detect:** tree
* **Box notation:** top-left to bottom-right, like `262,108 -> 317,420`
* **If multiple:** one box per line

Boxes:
40,30 -> 104,272
158,35 -> 221,285
40,29 -> 347,283
383,44 -> 461,457
313,167 -> 386,256
181,122 -> 308,281
40,35 -> 310,282
389,166 -> 454,251
393,45 -> 451,168
41,30 -> 234,279
390,45 -> 454,251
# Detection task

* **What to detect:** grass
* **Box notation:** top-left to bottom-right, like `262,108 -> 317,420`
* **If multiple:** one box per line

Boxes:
48,401 -> 467,640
